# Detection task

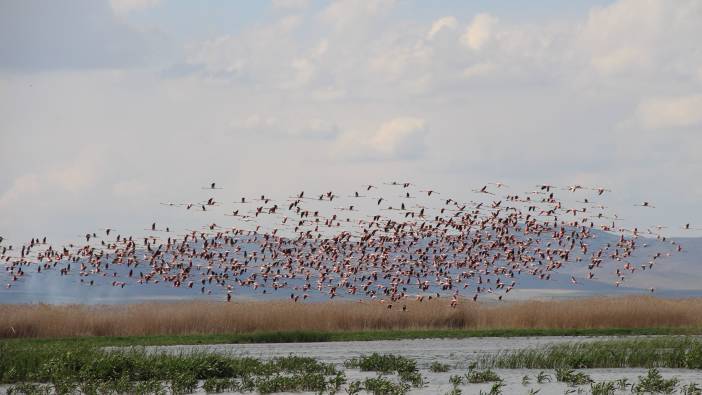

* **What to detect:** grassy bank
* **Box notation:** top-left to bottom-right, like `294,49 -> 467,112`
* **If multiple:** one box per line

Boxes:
478,336 -> 702,369
0,343 -> 348,393
3,296 -> 702,340
2,327 -> 701,349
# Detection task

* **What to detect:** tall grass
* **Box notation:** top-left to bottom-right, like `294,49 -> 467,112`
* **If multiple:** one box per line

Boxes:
2,296 -> 702,339
0,341 -> 345,393
478,336 -> 702,369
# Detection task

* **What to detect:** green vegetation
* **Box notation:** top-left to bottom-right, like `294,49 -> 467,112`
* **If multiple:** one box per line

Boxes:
465,368 -> 502,384
449,374 -> 464,386
429,361 -> 451,372
479,336 -> 702,369
3,327 -> 699,348
4,334 -> 702,394
632,368 -> 679,394
682,383 -> 702,395
0,341 -> 345,394
591,380 -> 617,395
343,353 -> 425,393
555,367 -> 593,386
344,353 -> 417,374
351,376 -> 411,395
478,381 -> 505,395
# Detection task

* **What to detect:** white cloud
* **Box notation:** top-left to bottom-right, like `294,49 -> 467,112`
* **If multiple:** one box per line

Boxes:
427,16 -> 458,40
461,13 -> 498,50
230,114 -> 339,140
0,147 -> 101,213
335,117 -> 427,160
370,117 -> 426,158
579,0 -> 702,76
188,16 -> 304,85
4,0 -> 702,244
0,174 -> 41,211
110,0 -> 161,15
637,95 -> 702,129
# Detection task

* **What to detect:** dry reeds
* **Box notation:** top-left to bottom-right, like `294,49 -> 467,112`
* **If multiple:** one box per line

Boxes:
2,296 -> 702,339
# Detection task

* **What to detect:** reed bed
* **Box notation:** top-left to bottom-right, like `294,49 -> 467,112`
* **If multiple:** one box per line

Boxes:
2,296 -> 702,339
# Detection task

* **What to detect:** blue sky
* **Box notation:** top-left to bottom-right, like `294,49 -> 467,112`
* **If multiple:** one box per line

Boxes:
1,0 -> 702,245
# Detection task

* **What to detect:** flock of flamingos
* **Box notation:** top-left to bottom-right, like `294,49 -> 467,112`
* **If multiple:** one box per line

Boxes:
1,182 -> 700,306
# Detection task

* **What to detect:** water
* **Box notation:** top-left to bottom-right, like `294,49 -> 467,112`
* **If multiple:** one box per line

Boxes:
144,336 -> 702,394
146,336 -> 626,368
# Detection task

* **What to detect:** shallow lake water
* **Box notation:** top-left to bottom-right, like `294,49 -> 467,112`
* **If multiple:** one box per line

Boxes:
147,336 -> 626,368
148,336 -> 702,394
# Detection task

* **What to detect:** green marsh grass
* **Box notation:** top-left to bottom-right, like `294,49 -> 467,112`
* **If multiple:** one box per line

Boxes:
479,336 -> 702,369
357,375 -> 411,395
554,367 -> 593,385
590,380 -> 617,395
479,381 -> 505,395
682,383 -> 702,395
465,368 -> 502,383
344,353 -> 417,374
0,341 -> 345,394
632,368 -> 679,394
429,361 -> 451,372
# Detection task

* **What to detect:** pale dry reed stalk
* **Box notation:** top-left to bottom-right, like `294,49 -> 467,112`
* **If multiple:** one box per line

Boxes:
1,296 -> 701,338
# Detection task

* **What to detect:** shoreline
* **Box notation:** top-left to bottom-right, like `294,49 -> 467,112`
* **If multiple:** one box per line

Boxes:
4,327 -> 702,348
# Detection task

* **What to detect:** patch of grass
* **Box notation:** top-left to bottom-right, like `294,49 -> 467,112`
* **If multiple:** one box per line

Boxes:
479,336 -> 702,369
5,383 -> 52,395
449,374 -> 464,386
682,383 -> 702,395
3,327 -> 700,349
445,374 -> 464,395
344,353 -> 425,390
632,368 -> 679,394
398,369 -> 425,387
479,381 -> 505,395
555,367 -> 593,386
465,368 -> 501,384
202,377 -> 235,393
0,341 -> 346,394
169,371 -> 198,394
253,372 -> 333,394
429,361 -> 451,372
591,381 -> 616,395
355,376 -> 411,395
344,353 -> 417,374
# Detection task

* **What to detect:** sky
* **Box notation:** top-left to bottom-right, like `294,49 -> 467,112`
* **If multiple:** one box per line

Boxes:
1,0 -> 702,245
